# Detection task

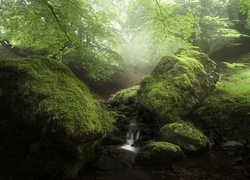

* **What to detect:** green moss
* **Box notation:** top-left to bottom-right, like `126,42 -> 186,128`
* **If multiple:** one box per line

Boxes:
223,62 -> 247,69
224,141 -> 242,147
139,50 -> 217,123
108,85 -> 139,105
190,63 -> 250,141
216,66 -> 250,99
1,56 -> 114,139
147,141 -> 183,153
0,56 -> 114,178
135,141 -> 185,165
160,122 -> 211,153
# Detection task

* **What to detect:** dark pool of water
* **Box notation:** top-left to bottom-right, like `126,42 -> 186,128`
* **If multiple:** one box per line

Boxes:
75,146 -> 250,180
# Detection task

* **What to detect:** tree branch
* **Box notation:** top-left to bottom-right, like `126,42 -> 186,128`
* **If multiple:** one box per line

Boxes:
0,39 -> 48,58
47,3 -> 75,46
0,39 -> 28,57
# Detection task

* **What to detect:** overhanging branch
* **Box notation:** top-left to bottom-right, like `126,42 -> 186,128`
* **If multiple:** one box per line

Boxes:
47,3 -> 75,46
0,39 -> 28,57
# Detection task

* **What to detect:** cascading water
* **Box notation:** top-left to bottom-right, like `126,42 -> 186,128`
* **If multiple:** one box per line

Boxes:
126,127 -> 140,145
120,119 -> 140,152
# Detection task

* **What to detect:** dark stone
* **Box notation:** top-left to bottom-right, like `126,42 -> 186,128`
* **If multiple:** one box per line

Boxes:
92,155 -> 125,170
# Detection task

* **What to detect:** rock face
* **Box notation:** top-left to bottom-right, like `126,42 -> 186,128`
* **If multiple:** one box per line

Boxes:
138,49 -> 219,123
160,122 -> 211,153
135,141 -> 185,165
0,56 -> 114,179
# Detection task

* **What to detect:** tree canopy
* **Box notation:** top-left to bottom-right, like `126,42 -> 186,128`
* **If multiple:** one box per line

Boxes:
125,0 -> 245,62
239,0 -> 250,26
0,0 -> 123,80
0,0 -> 249,80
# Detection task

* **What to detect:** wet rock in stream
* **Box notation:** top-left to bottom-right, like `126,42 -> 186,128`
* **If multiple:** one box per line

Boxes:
91,155 -> 126,170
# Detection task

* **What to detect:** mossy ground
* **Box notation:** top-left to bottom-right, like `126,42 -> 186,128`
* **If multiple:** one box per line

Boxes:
0,56 -> 114,178
189,61 -> 250,142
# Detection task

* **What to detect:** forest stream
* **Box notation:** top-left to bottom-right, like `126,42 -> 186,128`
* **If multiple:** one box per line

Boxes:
1,1 -> 250,179
75,143 -> 250,180
75,124 -> 250,180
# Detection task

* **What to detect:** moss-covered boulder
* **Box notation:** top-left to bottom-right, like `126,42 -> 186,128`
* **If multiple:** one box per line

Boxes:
135,141 -> 185,165
0,56 -> 114,179
160,122 -> 211,153
138,49 -> 218,123
108,85 -> 140,106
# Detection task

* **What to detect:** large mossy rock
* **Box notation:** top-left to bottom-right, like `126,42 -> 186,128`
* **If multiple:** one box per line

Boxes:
160,122 -> 211,153
138,49 -> 219,123
135,141 -> 185,165
0,56 -> 114,179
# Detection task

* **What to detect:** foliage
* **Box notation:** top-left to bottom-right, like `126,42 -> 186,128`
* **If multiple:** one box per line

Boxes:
0,0 -> 124,81
195,15 -> 241,54
126,0 -> 199,62
126,0 -> 242,60
0,0 -> 246,80
179,0 -> 242,54
238,0 -> 250,26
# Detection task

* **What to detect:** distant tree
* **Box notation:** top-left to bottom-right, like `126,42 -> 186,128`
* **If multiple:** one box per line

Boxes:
0,0 -> 124,81
125,0 -> 198,62
126,0 -> 242,59
238,0 -> 250,26
186,0 -> 242,54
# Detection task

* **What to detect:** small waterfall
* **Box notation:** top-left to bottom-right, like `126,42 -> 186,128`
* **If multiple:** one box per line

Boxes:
120,119 -> 140,152
126,128 -> 140,146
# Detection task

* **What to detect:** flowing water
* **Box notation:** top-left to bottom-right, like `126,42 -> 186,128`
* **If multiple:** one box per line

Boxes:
120,119 -> 140,153
75,120 -> 249,179
77,150 -> 248,180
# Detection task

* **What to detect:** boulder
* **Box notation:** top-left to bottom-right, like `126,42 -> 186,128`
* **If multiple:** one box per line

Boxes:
91,154 -> 125,170
0,56 -> 114,179
138,49 -> 219,123
135,141 -> 185,165
160,122 -> 211,153
108,85 -> 140,106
